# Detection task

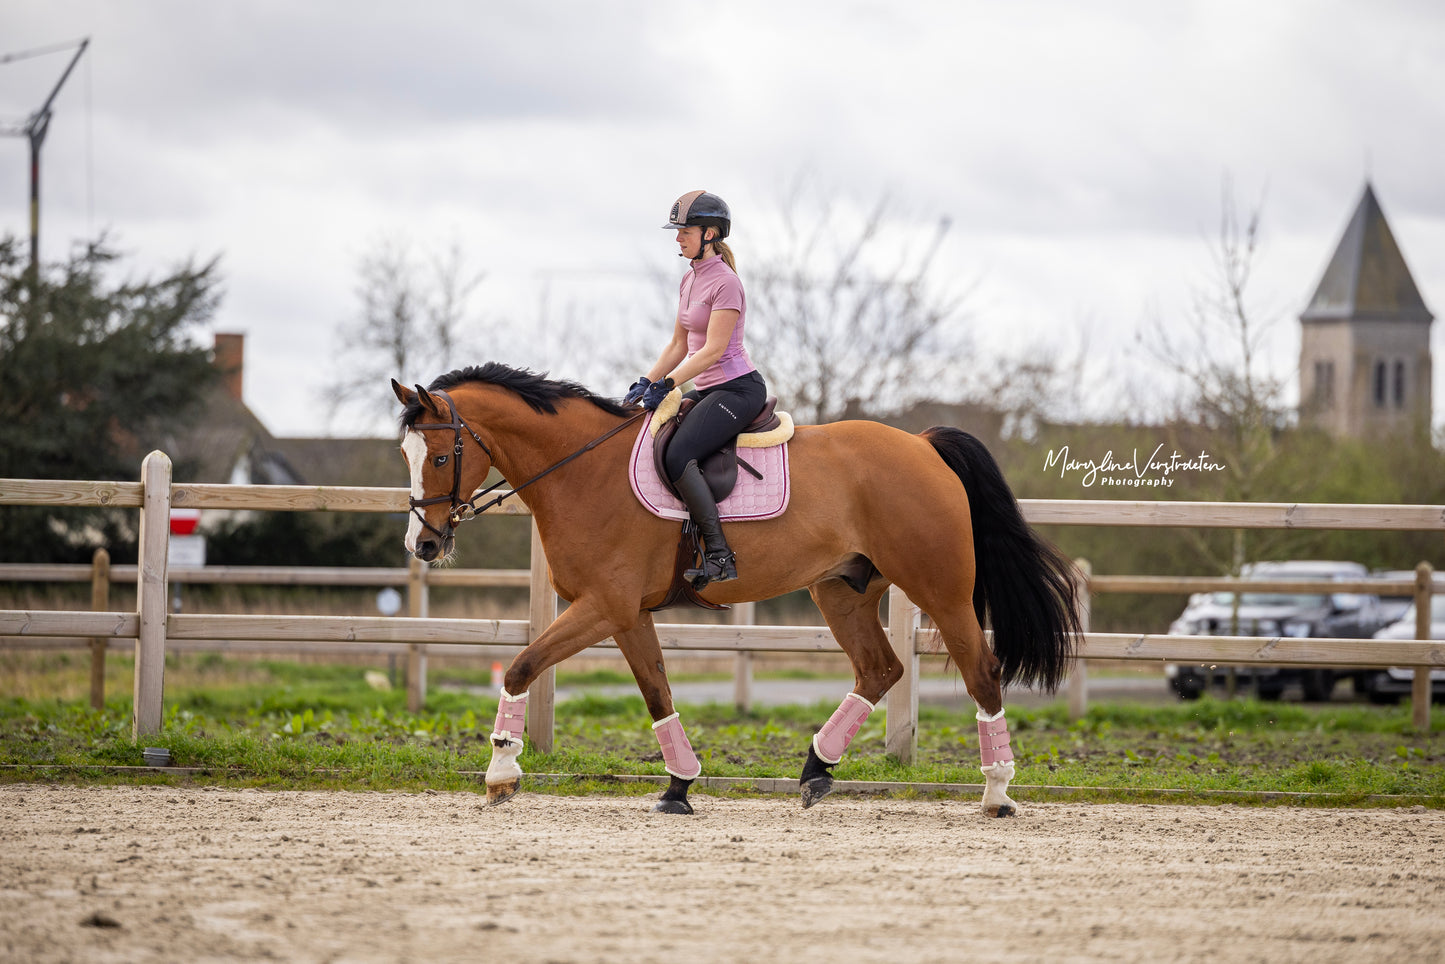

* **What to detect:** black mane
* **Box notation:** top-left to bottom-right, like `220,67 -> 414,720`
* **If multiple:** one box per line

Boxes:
399,363 -> 634,428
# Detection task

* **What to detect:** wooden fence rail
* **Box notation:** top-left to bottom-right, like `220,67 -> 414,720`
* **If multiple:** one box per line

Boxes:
3,453 -> 1444,753
0,562 -> 532,588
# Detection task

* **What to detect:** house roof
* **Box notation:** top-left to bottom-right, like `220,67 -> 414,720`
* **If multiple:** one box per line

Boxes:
137,385 -> 399,487
269,436 -> 401,487
1301,183 -> 1433,324
134,385 -> 300,485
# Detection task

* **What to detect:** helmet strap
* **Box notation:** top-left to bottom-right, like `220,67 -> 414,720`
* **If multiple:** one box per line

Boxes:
690,228 -> 716,263
676,227 -> 716,261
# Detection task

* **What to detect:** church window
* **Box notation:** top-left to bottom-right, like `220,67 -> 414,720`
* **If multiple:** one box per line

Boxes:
1313,360 -> 1335,407
1392,361 -> 1405,408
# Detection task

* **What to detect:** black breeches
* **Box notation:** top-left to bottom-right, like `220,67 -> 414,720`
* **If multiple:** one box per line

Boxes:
663,370 -> 768,483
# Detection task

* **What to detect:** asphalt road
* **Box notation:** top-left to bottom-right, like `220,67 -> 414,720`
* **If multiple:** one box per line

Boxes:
553,674 -> 1173,708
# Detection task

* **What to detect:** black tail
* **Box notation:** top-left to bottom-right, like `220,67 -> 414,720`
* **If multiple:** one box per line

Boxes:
923,426 -> 1080,692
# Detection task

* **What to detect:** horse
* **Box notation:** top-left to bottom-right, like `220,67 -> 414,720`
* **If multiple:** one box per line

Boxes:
392,363 -> 1080,816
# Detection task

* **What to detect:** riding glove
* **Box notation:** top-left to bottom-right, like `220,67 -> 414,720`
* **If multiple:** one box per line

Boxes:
640,377 -> 675,411
623,376 -> 650,405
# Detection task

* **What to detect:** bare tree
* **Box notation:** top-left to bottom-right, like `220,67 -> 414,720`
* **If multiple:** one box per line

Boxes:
983,326 -> 1097,440
1146,177 -> 1292,573
325,237 -> 484,430
746,184 -> 975,424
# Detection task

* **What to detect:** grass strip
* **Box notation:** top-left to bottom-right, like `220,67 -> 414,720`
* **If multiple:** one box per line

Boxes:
2,652 -> 1442,805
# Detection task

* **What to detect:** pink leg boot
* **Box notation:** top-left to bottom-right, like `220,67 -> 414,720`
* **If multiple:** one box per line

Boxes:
813,692 -> 875,765
801,693 -> 875,809
977,707 -> 1018,817
652,712 -> 702,780
486,688 -> 528,806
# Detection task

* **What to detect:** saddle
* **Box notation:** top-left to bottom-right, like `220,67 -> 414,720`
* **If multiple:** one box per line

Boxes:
651,395 -> 783,502
643,390 -> 790,614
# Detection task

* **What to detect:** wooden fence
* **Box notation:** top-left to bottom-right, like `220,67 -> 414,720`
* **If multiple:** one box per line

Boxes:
0,556 -> 765,713
3,450 -> 1443,760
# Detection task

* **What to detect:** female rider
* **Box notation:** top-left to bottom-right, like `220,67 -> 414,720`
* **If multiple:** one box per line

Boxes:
625,190 -> 767,587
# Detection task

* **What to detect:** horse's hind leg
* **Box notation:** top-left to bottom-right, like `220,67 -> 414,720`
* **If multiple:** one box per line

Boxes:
925,601 -> 1019,817
613,612 -> 701,815
801,576 -> 901,808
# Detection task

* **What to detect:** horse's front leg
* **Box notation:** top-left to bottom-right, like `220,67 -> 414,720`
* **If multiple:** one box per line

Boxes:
614,612 -> 701,815
486,601 -> 626,806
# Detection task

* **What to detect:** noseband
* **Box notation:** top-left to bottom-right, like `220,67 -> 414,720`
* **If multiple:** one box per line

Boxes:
407,390 -> 647,544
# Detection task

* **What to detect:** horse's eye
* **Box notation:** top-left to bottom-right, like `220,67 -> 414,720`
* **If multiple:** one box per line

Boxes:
433,454 -> 448,467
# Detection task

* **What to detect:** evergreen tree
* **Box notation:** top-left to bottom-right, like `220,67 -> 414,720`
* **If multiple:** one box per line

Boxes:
0,236 -> 221,562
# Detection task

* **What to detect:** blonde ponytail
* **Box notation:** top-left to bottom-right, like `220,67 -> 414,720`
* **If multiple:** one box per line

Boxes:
713,240 -> 737,274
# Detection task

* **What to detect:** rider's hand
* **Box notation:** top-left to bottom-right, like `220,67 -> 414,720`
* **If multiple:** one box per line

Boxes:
623,376 -> 650,405
641,377 -> 675,411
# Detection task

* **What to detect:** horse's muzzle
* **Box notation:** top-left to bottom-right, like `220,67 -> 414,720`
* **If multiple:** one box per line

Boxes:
413,534 -> 452,563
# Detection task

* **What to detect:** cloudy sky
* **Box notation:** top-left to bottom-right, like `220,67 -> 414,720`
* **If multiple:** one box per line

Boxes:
3,1 -> 1442,437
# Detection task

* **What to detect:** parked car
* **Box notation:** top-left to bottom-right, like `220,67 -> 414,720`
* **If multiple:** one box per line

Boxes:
1356,583 -> 1445,704
1373,569 -> 1421,626
1164,561 -> 1392,701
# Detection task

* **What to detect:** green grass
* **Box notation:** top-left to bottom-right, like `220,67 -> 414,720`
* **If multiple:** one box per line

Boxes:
1,653 -> 1441,805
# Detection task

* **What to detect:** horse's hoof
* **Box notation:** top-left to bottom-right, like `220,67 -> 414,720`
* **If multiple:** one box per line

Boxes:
800,775 -> 834,809
985,803 -> 1017,818
486,780 -> 520,806
652,798 -> 694,815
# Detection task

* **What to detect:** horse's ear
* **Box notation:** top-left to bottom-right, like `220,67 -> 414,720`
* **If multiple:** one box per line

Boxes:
391,378 -> 415,406
414,384 -> 443,416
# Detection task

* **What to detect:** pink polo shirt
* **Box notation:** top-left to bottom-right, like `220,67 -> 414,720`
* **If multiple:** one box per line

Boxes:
677,255 -> 754,389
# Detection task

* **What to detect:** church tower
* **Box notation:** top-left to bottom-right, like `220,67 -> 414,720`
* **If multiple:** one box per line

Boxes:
1298,183 -> 1433,437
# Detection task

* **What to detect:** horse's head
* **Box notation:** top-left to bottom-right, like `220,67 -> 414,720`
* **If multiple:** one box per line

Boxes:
393,378 -> 495,563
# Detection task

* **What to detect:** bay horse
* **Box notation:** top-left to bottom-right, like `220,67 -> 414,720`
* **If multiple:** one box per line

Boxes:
392,364 -> 1079,816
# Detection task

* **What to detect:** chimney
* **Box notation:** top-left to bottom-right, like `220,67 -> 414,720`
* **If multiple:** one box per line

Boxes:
213,333 -> 245,402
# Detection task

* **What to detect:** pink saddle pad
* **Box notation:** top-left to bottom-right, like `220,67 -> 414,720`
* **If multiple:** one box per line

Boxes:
627,413 -> 790,522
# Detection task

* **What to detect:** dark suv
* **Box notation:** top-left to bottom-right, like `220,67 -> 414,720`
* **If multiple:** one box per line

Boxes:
1164,561 -> 1391,701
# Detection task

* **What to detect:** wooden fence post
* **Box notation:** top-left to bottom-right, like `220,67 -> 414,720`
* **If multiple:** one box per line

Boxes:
89,548 -> 110,710
407,556 -> 429,712
1068,558 -> 1092,719
132,451 -> 170,739
731,601 -> 756,711
526,520 -> 557,753
1414,562 -> 1433,733
885,585 -> 919,763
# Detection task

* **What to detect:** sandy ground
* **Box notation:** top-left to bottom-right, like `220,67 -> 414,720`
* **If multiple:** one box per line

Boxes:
1,784 -> 1442,964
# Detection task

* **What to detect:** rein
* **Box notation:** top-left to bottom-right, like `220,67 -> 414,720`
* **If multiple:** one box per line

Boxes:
408,390 -> 646,539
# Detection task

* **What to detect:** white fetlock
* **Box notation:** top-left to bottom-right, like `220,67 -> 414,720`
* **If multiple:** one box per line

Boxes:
485,687 -> 528,804
980,760 -> 1018,816
486,734 -> 525,788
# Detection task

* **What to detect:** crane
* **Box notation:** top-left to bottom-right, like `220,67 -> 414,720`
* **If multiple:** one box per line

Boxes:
0,37 -> 91,273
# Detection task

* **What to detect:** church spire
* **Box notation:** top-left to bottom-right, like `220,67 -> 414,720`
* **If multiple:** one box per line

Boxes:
1298,183 -> 1434,438
1301,182 -> 1432,324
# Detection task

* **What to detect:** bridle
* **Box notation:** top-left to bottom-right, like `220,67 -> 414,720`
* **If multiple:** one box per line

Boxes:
406,391 -> 493,543
407,390 -> 646,542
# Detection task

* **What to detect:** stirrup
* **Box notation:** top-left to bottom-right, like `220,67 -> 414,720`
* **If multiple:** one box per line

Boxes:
685,549 -> 737,589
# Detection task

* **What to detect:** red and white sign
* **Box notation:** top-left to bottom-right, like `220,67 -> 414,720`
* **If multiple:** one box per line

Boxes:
169,508 -> 202,536
168,509 -> 205,567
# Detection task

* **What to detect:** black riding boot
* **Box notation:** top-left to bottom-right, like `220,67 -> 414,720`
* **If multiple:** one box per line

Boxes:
672,459 -> 737,588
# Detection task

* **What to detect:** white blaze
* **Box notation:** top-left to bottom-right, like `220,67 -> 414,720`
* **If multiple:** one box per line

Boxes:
401,430 -> 428,553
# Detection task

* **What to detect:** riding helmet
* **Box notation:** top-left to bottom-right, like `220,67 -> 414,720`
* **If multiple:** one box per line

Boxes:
662,190 -> 731,240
